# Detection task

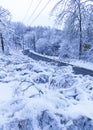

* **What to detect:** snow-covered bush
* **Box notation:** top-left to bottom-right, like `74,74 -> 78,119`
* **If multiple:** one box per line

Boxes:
33,74 -> 49,84
3,115 -> 93,130
37,110 -> 61,130
3,119 -> 33,130
66,116 -> 93,130
24,31 -> 36,51
26,64 -> 33,70
36,38 -> 52,55
59,39 -> 79,60
49,67 -> 75,89
50,74 -> 75,89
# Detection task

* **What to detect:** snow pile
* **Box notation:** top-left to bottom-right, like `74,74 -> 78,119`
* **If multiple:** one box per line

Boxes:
0,51 -> 93,130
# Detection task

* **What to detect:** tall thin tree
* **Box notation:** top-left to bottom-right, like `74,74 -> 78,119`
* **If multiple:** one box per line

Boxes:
0,6 -> 11,52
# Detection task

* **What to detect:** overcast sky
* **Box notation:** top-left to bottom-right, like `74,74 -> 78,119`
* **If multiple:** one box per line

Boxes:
0,0 -> 58,27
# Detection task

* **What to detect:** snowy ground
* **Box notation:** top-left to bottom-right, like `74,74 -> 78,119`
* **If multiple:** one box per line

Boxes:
0,50 -> 93,130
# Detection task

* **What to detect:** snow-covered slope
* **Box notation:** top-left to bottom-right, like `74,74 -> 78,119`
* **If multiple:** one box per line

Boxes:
0,50 -> 93,130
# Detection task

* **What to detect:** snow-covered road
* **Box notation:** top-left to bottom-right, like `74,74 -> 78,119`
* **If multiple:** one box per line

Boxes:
23,49 -> 93,76
0,50 -> 93,130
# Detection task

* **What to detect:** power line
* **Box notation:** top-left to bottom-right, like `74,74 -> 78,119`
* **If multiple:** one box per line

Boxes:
28,0 -> 52,25
22,0 -> 33,22
26,0 -> 43,23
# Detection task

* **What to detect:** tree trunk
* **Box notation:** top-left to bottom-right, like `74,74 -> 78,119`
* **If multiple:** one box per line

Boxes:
0,33 -> 4,52
33,35 -> 36,52
78,0 -> 82,59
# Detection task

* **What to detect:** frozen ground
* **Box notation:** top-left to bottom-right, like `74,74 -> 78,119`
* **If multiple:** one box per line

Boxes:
0,50 -> 93,130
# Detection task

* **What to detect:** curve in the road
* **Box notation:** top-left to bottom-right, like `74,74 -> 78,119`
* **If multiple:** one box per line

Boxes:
23,49 -> 93,77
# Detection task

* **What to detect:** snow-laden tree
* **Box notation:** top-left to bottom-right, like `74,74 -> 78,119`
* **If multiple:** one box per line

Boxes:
0,6 -> 11,52
29,31 -> 36,52
36,38 -> 51,55
52,0 -> 93,59
12,22 -> 26,50
41,28 -> 62,56
23,31 -> 36,51
0,6 -> 10,22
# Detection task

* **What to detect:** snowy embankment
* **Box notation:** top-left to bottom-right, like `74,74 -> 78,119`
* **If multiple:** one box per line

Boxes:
0,50 -> 93,130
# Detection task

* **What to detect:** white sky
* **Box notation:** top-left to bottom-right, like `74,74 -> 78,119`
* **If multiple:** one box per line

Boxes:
0,0 -> 58,27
